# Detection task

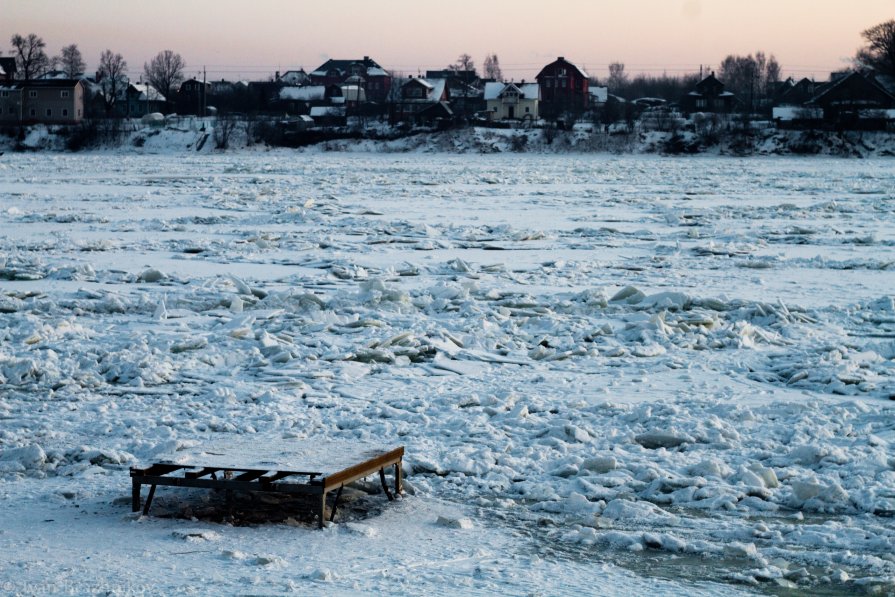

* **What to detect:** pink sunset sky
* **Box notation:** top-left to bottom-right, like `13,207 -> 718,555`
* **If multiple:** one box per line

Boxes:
3,0 -> 892,82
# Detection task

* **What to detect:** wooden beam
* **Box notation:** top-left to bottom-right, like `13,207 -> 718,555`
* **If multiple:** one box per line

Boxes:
184,467 -> 220,479
130,464 -> 184,477
234,470 -> 268,482
322,447 -> 404,490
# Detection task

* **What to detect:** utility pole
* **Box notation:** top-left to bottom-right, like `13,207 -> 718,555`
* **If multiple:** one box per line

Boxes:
202,66 -> 207,118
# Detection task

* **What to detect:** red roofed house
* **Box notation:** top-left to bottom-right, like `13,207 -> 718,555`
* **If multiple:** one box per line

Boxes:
536,57 -> 589,119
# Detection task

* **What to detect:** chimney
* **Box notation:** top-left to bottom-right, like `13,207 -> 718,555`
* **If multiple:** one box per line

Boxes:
558,57 -> 564,61
275,71 -> 280,80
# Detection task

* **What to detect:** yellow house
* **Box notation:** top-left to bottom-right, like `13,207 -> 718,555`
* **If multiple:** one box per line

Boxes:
484,82 -> 540,121
3,79 -> 86,124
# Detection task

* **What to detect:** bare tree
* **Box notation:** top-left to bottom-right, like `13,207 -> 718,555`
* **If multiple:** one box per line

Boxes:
144,50 -> 186,108
448,53 -> 476,74
213,113 -> 239,149
10,33 -> 50,79
718,52 -> 782,110
97,49 -> 128,115
483,53 -> 502,80
855,19 -> 895,76
607,62 -> 627,93
57,44 -> 85,78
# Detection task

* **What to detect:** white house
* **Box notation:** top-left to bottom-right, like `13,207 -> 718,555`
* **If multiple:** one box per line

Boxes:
484,82 -> 540,121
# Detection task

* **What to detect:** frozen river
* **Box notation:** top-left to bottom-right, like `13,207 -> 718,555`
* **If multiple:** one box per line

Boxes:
1,152 -> 894,594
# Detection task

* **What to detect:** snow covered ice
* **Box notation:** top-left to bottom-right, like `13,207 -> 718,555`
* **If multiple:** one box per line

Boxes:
1,151 -> 894,595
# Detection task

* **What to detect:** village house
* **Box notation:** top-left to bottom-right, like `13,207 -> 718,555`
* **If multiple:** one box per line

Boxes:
427,69 -> 483,117
774,77 -> 818,106
0,79 -> 86,124
393,76 -> 452,124
177,78 -> 213,115
278,85 -> 328,114
309,105 -> 346,127
0,57 -> 16,83
680,73 -> 737,114
807,71 -> 895,125
118,83 -> 166,117
483,81 -> 539,121
773,71 -> 895,128
536,57 -> 590,119
278,69 -> 310,86
309,56 -> 391,103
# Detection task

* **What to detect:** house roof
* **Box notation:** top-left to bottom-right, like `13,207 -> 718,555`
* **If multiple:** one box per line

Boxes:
407,77 -> 434,90
810,71 -> 895,105
182,77 -> 212,86
19,79 -> 83,89
483,82 -> 539,100
535,57 -> 589,81
125,83 -> 165,102
404,77 -> 447,102
279,85 -> 326,101
279,70 -> 310,85
694,73 -> 725,93
310,57 -> 387,78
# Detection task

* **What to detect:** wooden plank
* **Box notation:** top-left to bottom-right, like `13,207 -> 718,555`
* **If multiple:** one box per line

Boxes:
131,475 -> 324,495
132,478 -> 141,512
321,447 -> 404,490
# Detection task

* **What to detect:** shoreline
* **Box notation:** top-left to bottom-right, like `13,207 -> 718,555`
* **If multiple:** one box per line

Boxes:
3,121 -> 895,158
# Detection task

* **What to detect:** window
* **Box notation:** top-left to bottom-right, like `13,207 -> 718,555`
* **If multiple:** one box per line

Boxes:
61,90 -> 70,98
62,109 -> 69,117
77,109 -> 81,117
525,107 -> 530,113
46,108 -> 52,117
29,108 -> 36,116
561,79 -> 567,88
29,90 -> 37,98
696,99 -> 707,108
0,91 -> 8,97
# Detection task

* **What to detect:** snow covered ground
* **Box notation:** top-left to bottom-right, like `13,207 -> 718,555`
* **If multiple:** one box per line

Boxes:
1,152 -> 894,595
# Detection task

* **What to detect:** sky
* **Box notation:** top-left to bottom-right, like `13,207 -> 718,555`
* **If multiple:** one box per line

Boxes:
3,0 -> 892,82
